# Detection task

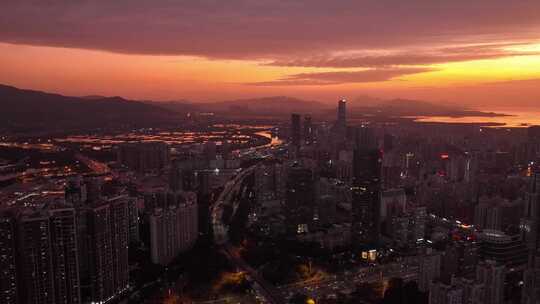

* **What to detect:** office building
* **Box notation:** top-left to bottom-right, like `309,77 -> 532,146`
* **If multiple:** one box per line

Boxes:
351,148 -> 382,245
285,164 -> 315,234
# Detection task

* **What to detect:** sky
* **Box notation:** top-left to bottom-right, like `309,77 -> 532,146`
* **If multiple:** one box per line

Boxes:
1,1 -> 540,108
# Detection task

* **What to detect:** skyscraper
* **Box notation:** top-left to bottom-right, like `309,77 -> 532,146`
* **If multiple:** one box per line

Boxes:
285,164 -> 315,234
521,168 -> 540,251
351,148 -> 382,245
353,125 -> 377,150
291,113 -> 301,147
303,115 -> 313,145
169,159 -> 185,192
337,99 -> 346,129
333,99 -> 347,139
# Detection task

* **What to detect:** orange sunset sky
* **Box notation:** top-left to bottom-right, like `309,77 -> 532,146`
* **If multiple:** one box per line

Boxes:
1,1 -> 540,108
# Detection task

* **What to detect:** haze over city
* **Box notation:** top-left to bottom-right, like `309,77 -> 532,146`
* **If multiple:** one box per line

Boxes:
1,1 -> 540,107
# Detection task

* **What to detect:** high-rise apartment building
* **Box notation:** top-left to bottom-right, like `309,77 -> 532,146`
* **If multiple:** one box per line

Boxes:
86,197 -> 129,303
18,206 -> 81,304
0,210 -> 19,304
149,191 -> 198,265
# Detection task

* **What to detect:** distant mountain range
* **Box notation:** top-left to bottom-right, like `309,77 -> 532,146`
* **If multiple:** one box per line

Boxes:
152,95 -> 501,118
0,84 -> 179,133
0,84 -> 506,133
147,96 -> 331,118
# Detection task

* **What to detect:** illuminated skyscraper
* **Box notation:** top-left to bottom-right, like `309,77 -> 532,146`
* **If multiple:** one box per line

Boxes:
337,99 -> 346,129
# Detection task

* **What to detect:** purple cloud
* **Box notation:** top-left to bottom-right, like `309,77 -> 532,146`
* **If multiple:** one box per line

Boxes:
0,1 -> 540,60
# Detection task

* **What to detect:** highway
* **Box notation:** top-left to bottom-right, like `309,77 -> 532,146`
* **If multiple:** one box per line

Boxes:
212,165 -> 257,245
211,151 -> 286,303
276,262 -> 419,301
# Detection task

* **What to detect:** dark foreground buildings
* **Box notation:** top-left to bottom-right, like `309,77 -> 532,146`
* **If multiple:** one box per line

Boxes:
0,180 -> 131,304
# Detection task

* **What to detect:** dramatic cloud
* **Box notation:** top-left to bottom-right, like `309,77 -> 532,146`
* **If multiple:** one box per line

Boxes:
1,1 -> 540,60
250,67 -> 436,86
1,1 -> 540,106
267,43 -> 540,68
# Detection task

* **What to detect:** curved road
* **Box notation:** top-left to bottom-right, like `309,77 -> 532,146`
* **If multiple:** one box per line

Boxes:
211,161 -> 285,304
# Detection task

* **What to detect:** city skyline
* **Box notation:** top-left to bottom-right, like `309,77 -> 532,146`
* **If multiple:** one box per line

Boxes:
1,1 -> 540,107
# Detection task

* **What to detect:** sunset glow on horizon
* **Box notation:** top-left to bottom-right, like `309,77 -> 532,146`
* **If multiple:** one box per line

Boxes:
1,1 -> 540,107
